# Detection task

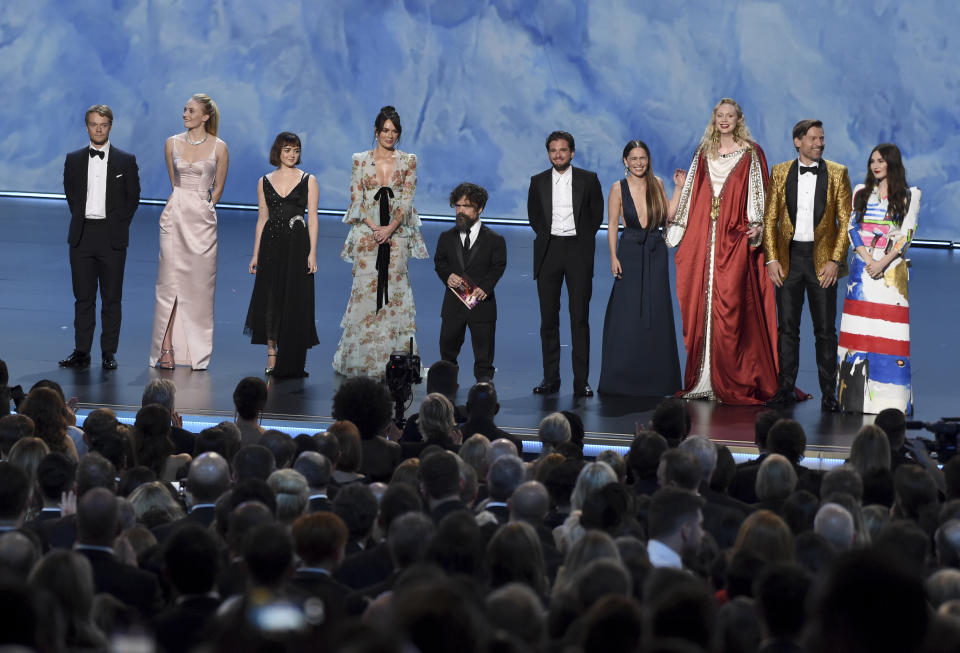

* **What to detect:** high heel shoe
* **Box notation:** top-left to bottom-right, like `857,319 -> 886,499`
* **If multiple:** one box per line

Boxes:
156,348 -> 175,370
265,353 -> 277,375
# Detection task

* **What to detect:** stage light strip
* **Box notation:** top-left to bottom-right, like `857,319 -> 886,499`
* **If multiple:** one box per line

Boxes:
9,191 -> 958,241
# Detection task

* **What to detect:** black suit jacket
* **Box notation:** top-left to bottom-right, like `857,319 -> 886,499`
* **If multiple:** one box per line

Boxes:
63,144 -> 140,249
151,505 -> 217,543
527,166 -> 604,278
334,541 -> 393,590
435,224 -> 507,323
77,547 -> 161,617
153,594 -> 221,653
458,416 -> 523,454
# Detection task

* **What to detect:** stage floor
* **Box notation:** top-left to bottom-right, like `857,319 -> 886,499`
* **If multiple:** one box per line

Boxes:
2,197 -> 955,456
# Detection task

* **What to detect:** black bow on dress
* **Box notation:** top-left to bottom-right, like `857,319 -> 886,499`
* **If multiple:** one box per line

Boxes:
373,186 -> 395,312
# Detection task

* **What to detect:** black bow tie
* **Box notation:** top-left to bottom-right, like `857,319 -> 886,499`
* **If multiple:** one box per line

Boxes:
799,165 -> 817,175
89,148 -> 105,160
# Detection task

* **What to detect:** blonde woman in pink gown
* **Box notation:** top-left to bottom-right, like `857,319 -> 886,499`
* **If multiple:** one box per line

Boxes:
149,93 -> 229,370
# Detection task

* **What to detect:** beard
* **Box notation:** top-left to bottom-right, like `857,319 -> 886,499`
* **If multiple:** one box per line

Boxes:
551,160 -> 571,173
456,213 -> 477,232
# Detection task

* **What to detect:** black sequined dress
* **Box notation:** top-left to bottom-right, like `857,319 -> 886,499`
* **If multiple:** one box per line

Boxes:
244,173 -> 319,377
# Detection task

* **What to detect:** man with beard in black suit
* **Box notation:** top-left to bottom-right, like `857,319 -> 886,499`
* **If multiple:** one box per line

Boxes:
60,105 -> 140,370
434,183 -> 507,383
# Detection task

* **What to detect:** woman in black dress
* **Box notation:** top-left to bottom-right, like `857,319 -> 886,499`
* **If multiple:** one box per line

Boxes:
244,132 -> 320,377
598,140 -> 681,396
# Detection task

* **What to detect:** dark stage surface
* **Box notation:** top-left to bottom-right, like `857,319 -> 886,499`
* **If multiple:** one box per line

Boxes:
2,196 -> 955,457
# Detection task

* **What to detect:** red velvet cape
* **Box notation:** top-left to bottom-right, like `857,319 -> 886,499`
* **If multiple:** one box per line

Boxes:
673,145 -> 780,404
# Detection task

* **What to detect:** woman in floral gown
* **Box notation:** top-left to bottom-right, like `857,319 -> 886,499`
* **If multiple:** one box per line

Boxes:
333,106 -> 428,377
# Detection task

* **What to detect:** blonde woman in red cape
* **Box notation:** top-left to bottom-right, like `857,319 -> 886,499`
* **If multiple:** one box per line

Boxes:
666,98 -> 800,404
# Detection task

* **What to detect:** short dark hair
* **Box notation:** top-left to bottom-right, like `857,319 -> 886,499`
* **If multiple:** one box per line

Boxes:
233,377 -> 268,420
420,450 -> 461,499
331,378 -> 392,440
379,481 -> 423,531
244,523 -> 294,588
193,427 -> 229,459
268,131 -> 302,167
426,360 -> 459,398
332,483 -> 378,540
627,430 -> 668,479
164,524 -> 221,594
76,452 -> 117,496
232,445 -> 276,483
648,487 -> 705,540
0,461 -> 31,520
545,131 -> 575,152
0,414 -> 34,456
755,563 -> 811,639
258,430 -> 296,468
651,398 -> 690,445
660,449 -> 701,491
754,410 -> 780,450
292,512 -> 348,565
449,183 -> 488,211
767,419 -> 806,464
293,452 -> 332,489
36,452 -> 76,502
792,119 -> 823,142
874,408 -> 907,449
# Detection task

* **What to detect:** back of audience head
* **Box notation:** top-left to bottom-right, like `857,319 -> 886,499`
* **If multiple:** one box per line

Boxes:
487,437 -> 518,467
850,424 -> 891,479
164,523 -> 220,596
756,453 -> 798,503
378,481 -> 423,531
657,448 -> 701,492
466,382 -> 498,419
418,393 -> 457,442
0,530 -> 40,582
327,420 -> 362,473
76,487 -> 119,546
943,457 -> 960,502
19,387 -> 71,454
711,445 -> 736,494
487,454 -> 525,502
388,511 -> 435,569
648,487 -> 705,557
596,449 -> 626,483
647,576 -> 716,651
267,468 -> 309,524
509,480 -> 549,523
427,510 -> 484,578
258,429 -> 296,468
581,483 -> 640,537
133,403 -> 173,476
627,430 -> 668,481
894,463 -> 938,522
651,397 -> 691,446
393,575 -> 484,653
814,502 -> 855,552
717,595 -> 762,653
486,582 -> 546,650
0,462 -> 31,525
537,412 -> 571,454
193,425 -> 231,460
937,518 -> 960,568
333,482 -> 378,543
487,521 -> 548,596
28,550 -> 104,649
141,378 -> 177,415
233,444 -> 275,483
425,359 -> 459,399
227,499 -> 275,555
8,437 -> 49,483
183,451 -> 229,505
873,519 -> 930,578
391,457 -> 420,488
545,458 -> 582,511
821,465 -> 864,504
293,451 -> 331,490
332,376 -> 393,440
244,522 -> 294,589
767,418 -> 806,465
420,449 -> 462,501
807,548 -> 927,653
128,480 -> 183,526
754,409 -> 781,451
755,563 -> 811,641
927,568 -> 960,609
782,489 -> 819,535
678,435 -> 717,488
76,451 -> 117,496
734,509 -> 795,563
292,511 -> 348,569
571,461 -> 618,511
874,407 -> 907,452
560,410 -> 585,450
233,376 -> 268,421
459,433 -> 490,478
0,413 -> 34,457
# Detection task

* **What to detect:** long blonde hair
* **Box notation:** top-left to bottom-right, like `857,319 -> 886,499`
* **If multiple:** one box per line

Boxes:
700,97 -> 753,159
190,93 -> 220,136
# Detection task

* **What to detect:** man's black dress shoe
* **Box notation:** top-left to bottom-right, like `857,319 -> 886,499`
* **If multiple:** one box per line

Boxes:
102,353 -> 118,370
765,388 -> 797,407
58,350 -> 90,369
574,383 -> 594,398
821,396 -> 840,413
532,380 -> 561,395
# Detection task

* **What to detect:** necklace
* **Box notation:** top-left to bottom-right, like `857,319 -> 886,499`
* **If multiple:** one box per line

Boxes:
186,132 -> 208,146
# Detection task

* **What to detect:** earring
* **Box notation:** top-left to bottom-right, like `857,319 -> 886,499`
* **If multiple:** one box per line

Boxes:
624,166 -> 629,177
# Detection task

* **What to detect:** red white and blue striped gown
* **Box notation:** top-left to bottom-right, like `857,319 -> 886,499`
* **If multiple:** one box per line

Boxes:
837,184 -> 920,414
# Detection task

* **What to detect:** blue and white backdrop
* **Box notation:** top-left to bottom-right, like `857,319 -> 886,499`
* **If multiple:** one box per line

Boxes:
2,0 -> 958,238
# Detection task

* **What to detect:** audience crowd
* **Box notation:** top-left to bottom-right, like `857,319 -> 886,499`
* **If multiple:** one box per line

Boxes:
1,357 -> 960,652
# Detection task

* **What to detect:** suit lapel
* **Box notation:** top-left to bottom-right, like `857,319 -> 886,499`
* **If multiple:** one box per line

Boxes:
785,160 -> 798,226
466,225 -> 487,267
814,161 -> 828,227
571,167 -> 584,227
539,171 -> 552,228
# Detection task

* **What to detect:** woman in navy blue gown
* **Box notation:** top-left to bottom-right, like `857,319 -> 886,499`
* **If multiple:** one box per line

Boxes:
598,140 -> 681,396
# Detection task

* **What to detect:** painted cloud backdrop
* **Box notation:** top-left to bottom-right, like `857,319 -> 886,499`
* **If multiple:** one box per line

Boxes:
2,0 -> 958,238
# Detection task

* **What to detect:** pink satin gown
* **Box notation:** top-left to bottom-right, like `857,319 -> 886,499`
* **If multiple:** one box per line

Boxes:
148,134 -> 222,370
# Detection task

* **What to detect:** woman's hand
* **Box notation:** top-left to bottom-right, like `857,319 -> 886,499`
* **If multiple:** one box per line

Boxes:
865,260 -> 886,279
450,428 -> 464,446
673,168 -> 687,187
248,256 -> 258,274
611,257 -> 622,278
746,224 -> 762,240
307,252 -> 317,274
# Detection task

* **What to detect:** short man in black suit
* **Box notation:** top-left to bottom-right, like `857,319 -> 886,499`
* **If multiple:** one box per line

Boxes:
60,104 -> 140,370
435,183 -> 507,383
527,131 -> 604,396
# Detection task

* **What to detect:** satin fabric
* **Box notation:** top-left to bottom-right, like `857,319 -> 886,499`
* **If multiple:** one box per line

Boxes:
149,135 -> 221,370
674,146 -> 781,404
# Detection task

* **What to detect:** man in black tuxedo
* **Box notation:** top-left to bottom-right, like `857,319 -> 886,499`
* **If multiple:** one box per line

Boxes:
60,104 -> 140,370
435,183 -> 507,383
527,131 -> 604,396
